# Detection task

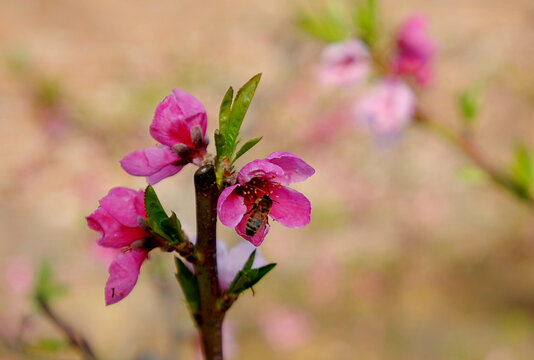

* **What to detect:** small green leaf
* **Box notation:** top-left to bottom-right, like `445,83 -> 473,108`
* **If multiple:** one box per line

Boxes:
219,87 -> 234,137
225,74 -> 262,158
233,137 -> 262,163
228,257 -> 276,295
458,86 -> 483,126
143,185 -> 172,241
144,185 -> 168,223
160,212 -> 187,245
214,129 -> 226,160
354,0 -> 378,46
174,256 -> 200,313
457,165 -> 488,185
32,338 -> 67,352
511,144 -> 533,196
243,250 -> 256,271
297,4 -> 351,42
34,260 -> 66,304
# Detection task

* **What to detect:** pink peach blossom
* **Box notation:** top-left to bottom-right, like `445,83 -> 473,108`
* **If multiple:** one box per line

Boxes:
217,152 -> 314,246
87,187 -> 152,305
353,79 -> 415,142
392,15 -> 436,85
318,39 -> 371,86
121,89 -> 208,184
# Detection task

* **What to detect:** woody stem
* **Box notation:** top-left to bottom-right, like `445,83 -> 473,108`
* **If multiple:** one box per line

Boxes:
193,164 -> 224,360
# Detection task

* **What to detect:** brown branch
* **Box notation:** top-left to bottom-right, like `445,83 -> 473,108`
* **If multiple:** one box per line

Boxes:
193,164 -> 224,360
414,107 -> 534,208
36,296 -> 98,360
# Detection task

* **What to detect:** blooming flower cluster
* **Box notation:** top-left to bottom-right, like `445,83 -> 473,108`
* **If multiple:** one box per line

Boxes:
317,14 -> 435,141
87,83 -> 314,305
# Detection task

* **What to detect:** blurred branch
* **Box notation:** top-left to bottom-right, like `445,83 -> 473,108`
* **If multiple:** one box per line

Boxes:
414,108 -> 534,208
36,296 -> 98,360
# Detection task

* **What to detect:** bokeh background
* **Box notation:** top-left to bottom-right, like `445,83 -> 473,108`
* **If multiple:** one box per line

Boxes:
1,0 -> 534,359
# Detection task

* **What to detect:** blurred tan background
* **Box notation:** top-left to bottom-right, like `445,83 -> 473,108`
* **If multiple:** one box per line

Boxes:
1,0 -> 534,359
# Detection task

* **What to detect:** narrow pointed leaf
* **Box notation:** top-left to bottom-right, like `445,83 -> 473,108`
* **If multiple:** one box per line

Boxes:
214,129 -> 226,160
219,86 -> 234,138
228,262 -> 276,295
233,137 -> 262,163
174,256 -> 200,313
225,74 -> 262,158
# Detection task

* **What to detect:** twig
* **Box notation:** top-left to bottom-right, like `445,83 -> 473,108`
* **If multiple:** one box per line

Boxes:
414,107 -> 534,208
36,296 -> 98,360
193,164 -> 224,360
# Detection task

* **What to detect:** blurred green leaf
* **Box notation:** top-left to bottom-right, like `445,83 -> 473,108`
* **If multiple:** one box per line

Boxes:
298,3 -> 351,42
354,0 -> 378,46
32,338 -> 68,352
232,137 -> 262,163
457,165 -> 488,185
34,261 -> 67,304
228,251 -> 276,295
174,256 -> 200,313
511,144 -> 533,196
224,74 -> 262,159
458,86 -> 483,126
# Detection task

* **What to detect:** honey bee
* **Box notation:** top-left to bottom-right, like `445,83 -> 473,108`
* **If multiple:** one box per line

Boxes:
245,195 -> 273,236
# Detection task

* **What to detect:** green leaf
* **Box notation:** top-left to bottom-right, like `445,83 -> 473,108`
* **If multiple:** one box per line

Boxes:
232,137 -> 262,163
224,74 -> 262,158
219,87 -> 234,138
457,165 -> 488,185
354,0 -> 378,46
160,212 -> 187,245
297,4 -> 351,42
243,250 -> 256,271
228,253 -> 276,295
34,260 -> 67,303
174,256 -> 200,313
511,144 -> 533,196
32,338 -> 67,352
144,186 -> 187,245
214,129 -> 226,160
144,185 -> 168,224
458,86 -> 483,125
143,185 -> 171,240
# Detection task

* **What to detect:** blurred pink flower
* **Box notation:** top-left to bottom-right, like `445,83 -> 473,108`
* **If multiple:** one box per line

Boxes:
353,79 -> 415,141
392,15 -> 436,85
121,89 -> 208,184
318,39 -> 371,85
217,152 -> 315,246
86,187 -> 153,305
4,256 -> 34,295
259,307 -> 313,351
185,239 -> 267,290
217,240 -> 267,290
